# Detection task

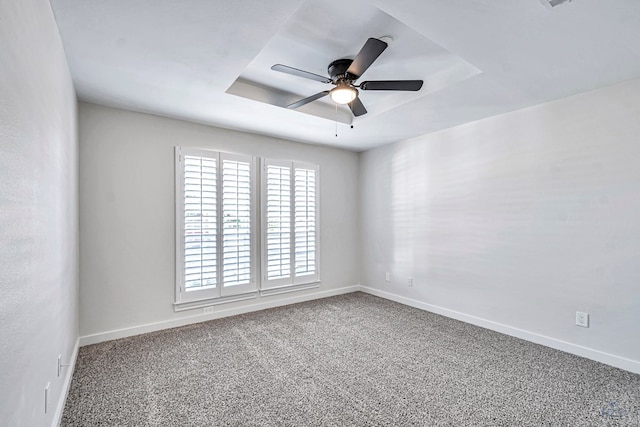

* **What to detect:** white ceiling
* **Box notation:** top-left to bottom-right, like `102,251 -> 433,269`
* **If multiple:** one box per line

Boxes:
51,0 -> 640,151
226,0 -> 480,125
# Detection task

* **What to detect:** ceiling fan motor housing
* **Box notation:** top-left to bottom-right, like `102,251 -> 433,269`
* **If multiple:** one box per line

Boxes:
328,59 -> 356,82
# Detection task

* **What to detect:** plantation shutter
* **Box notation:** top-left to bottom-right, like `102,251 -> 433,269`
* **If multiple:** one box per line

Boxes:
262,160 -> 319,289
182,153 -> 218,292
221,157 -> 253,289
293,165 -> 317,282
263,162 -> 292,288
176,148 -> 257,305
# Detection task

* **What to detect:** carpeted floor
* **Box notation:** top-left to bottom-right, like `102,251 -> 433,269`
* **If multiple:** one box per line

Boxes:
62,292 -> 640,426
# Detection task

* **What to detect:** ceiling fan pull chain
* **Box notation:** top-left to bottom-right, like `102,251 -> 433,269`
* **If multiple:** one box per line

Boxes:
335,103 -> 338,138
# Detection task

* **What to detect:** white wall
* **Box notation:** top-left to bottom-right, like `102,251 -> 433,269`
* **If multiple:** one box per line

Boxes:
360,78 -> 640,373
0,1 -> 79,425
78,102 -> 359,340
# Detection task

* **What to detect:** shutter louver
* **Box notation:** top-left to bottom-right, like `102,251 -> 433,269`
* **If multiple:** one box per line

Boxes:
261,160 -> 318,289
266,165 -> 291,280
183,155 -> 217,291
294,167 -> 316,277
222,159 -> 252,287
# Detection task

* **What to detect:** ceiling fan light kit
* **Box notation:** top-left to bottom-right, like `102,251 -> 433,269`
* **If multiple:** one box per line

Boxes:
272,37 -> 423,117
330,85 -> 358,104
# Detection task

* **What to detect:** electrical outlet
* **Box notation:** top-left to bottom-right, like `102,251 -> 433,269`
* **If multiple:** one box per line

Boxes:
203,306 -> 215,315
385,272 -> 390,282
58,354 -> 70,377
408,277 -> 414,287
576,311 -> 589,328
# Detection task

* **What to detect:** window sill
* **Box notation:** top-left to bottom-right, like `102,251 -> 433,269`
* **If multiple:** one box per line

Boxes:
173,282 -> 320,312
174,292 -> 258,312
259,282 -> 320,297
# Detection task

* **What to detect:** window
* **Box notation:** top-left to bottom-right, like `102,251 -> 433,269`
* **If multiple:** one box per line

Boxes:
261,160 -> 319,289
175,148 -> 319,307
175,147 -> 257,305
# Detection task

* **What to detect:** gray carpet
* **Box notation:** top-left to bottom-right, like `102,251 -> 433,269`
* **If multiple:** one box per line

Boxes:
62,292 -> 640,426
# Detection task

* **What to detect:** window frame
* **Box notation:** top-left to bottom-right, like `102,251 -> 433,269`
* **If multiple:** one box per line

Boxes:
175,147 -> 258,307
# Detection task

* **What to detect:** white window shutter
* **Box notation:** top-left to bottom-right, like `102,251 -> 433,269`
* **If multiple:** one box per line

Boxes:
293,164 -> 318,282
220,153 -> 257,297
265,164 -> 292,285
262,160 -> 319,289
176,148 -> 220,302
176,148 -> 257,305
221,158 -> 252,287
183,155 -> 218,291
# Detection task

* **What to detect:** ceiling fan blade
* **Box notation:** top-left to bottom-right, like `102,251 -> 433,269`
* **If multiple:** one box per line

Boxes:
346,38 -> 388,79
271,64 -> 331,84
348,97 -> 368,117
287,91 -> 330,109
359,80 -> 424,91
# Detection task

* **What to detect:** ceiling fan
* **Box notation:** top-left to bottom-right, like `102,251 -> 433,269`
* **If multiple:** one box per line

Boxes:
271,37 -> 423,117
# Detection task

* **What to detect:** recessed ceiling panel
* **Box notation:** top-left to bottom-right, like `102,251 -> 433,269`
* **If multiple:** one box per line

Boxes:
227,0 -> 481,121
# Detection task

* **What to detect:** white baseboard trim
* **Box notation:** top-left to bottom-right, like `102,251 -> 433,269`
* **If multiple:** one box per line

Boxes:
79,285 -> 360,346
52,337 -> 79,427
358,285 -> 640,375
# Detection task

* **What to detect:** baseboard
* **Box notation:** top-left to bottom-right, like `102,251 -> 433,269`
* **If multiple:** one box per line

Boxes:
52,337 -> 79,427
80,285 -> 359,346
358,285 -> 640,375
